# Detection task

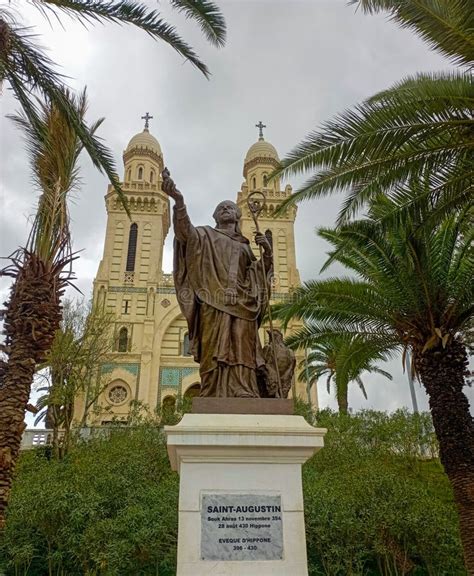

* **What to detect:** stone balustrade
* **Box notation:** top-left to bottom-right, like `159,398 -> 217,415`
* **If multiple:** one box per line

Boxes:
21,429 -> 57,450
159,273 -> 175,287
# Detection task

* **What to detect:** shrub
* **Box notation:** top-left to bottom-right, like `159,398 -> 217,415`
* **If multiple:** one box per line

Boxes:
1,424 -> 178,575
303,410 -> 464,575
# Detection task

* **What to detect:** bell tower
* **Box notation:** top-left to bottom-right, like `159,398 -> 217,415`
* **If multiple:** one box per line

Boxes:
94,117 -> 170,299
236,124 -> 315,404
237,122 -> 300,293
78,117 -> 173,423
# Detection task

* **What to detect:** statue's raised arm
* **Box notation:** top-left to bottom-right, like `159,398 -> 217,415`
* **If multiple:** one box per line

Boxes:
162,168 -> 184,207
162,168 -> 194,243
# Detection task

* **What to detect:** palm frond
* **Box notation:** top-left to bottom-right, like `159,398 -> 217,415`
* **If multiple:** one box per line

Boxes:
351,0 -> 474,68
32,0 -> 223,77
273,71 -> 474,223
326,373 -> 333,394
34,408 -> 48,426
8,89 -> 104,267
355,376 -> 368,399
369,366 -> 393,380
1,16 -> 129,212
169,0 -> 226,47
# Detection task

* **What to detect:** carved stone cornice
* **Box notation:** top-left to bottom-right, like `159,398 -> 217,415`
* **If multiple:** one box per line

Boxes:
123,147 -> 163,167
243,156 -> 279,177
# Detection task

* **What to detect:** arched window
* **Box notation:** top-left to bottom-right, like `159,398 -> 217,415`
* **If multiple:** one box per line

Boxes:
252,176 -> 256,189
126,223 -> 138,272
184,383 -> 201,398
150,169 -> 155,183
118,327 -> 128,352
137,166 -> 143,180
127,169 -> 131,181
263,174 -> 268,187
182,333 -> 192,356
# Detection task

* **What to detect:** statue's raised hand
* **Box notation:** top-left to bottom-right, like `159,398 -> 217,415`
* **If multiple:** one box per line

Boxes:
162,168 -> 183,204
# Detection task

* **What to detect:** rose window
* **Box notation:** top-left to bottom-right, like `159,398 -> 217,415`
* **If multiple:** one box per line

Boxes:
108,385 -> 128,405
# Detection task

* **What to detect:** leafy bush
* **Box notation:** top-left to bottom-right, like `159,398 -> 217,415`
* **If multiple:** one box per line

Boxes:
303,409 -> 464,575
1,410 -> 464,575
1,424 -> 178,575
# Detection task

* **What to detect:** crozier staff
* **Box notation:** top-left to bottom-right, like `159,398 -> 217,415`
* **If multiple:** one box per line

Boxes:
161,168 -> 272,398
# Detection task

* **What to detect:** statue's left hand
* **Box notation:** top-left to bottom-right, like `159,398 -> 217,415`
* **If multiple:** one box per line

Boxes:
255,232 -> 272,255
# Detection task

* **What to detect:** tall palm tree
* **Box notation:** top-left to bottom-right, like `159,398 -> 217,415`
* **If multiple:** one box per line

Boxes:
0,0 -> 226,207
272,199 -> 474,570
297,336 -> 392,414
273,0 -> 473,223
0,90 -> 100,528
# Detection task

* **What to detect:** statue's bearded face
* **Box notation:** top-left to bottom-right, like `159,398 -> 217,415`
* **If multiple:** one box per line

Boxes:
213,201 -> 241,226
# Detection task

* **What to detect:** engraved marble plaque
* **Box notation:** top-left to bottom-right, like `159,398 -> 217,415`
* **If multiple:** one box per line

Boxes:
201,494 -> 283,561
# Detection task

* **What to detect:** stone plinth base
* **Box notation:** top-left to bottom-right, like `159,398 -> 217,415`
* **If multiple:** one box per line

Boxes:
192,397 -> 293,415
165,413 -> 326,576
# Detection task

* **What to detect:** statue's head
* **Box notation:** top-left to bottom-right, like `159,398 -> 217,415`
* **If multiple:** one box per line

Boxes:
213,201 -> 242,228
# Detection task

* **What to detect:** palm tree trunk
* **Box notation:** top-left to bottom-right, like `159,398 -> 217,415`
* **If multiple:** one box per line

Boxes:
0,251 -> 63,529
336,386 -> 349,415
416,339 -> 474,574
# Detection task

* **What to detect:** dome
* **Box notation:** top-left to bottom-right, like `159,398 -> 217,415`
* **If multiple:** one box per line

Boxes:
125,128 -> 162,156
244,138 -> 279,163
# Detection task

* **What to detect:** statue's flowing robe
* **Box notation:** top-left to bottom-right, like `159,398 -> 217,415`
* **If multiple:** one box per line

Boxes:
173,204 -> 272,397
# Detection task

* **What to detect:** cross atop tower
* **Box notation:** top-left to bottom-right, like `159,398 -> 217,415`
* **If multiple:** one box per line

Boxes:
255,121 -> 266,141
141,112 -> 153,130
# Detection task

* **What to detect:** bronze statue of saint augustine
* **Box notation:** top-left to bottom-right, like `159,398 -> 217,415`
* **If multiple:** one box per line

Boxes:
162,169 -> 272,398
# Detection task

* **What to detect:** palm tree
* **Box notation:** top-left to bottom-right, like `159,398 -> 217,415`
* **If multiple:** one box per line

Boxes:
0,90 -> 102,528
297,336 -> 392,414
0,0 -> 226,206
272,198 -> 474,570
273,0 -> 473,223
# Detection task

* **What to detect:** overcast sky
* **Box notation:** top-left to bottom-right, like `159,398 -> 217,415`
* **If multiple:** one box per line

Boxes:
1,0 -> 472,422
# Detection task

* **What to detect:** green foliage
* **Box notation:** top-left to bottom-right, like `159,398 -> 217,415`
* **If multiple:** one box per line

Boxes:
1,424 -> 179,575
1,411 -> 464,575
352,0 -> 474,68
6,89 -> 94,268
35,299 -> 115,431
298,335 -> 393,413
274,200 -> 473,360
273,1 -> 474,224
302,409 -> 464,576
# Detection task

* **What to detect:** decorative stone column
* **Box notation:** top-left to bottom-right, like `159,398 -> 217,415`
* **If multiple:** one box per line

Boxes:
165,413 -> 326,576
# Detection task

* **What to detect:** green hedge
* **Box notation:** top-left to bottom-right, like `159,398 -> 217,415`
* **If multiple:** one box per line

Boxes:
0,410 -> 465,575
1,426 -> 178,576
302,409 -> 463,575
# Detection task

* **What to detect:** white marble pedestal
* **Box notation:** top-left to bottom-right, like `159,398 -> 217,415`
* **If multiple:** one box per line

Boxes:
165,413 -> 326,576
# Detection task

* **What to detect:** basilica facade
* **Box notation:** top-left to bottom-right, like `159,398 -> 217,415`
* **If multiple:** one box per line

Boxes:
74,123 -> 317,425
